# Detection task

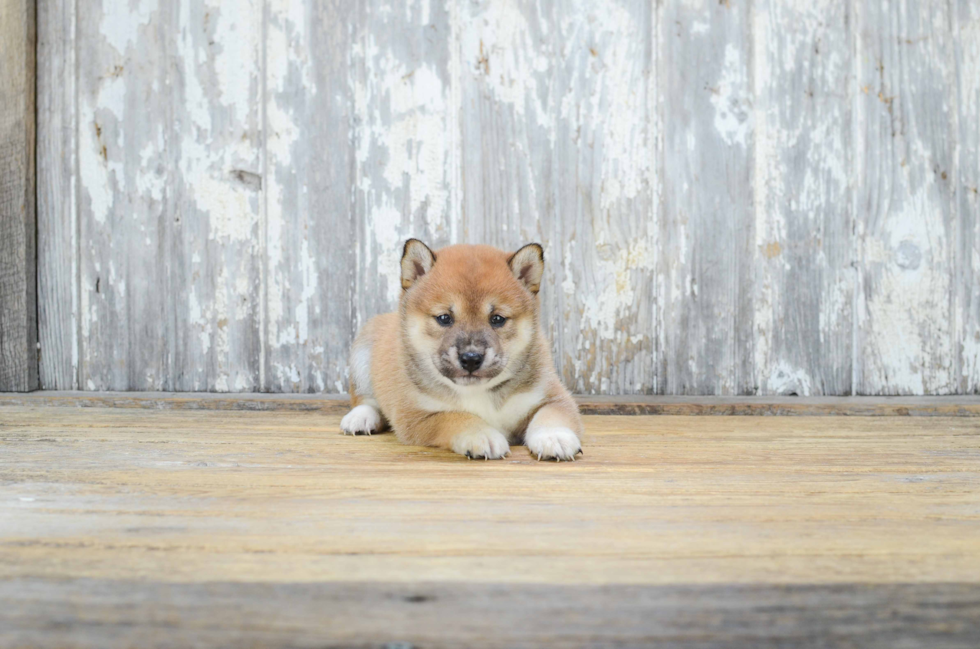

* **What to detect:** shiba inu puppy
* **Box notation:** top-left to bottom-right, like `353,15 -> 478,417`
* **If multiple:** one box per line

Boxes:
340,239 -> 583,461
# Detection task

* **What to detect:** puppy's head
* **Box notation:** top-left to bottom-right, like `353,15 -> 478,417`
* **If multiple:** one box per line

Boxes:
399,240 -> 544,388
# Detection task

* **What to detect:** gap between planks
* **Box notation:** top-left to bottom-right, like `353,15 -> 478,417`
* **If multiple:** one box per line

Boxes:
1,391 -> 980,416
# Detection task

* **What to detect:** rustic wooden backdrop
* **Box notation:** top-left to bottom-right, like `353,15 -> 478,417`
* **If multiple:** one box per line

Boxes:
34,0 -> 980,395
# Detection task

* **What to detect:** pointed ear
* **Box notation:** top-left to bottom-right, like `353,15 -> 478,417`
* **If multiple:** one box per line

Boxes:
508,243 -> 544,294
401,239 -> 436,290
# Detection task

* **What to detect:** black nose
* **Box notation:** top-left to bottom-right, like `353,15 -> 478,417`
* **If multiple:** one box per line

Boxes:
459,351 -> 484,373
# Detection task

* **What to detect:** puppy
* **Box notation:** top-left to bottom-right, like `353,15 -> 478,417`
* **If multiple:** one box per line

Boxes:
340,239 -> 583,461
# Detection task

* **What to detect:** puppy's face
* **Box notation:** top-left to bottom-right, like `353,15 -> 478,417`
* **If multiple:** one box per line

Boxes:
399,241 -> 544,388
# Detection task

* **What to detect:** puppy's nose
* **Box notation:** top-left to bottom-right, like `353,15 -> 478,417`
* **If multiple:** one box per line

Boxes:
459,351 -> 484,373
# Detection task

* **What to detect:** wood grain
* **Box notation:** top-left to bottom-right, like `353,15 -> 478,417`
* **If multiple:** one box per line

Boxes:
1,407 -> 979,646
2,408 -> 979,587
660,0 -> 753,395
36,0 -> 75,390
750,0 -> 853,396
0,0 -> 38,392
4,580 -> 979,649
170,1 -> 264,392
32,0 -> 980,396
263,0 -> 357,393
954,0 -> 980,393
853,0 -> 958,395
73,0 -> 171,390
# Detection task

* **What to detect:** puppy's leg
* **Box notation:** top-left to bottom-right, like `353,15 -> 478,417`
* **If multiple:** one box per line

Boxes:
405,411 -> 510,460
524,398 -> 583,461
341,337 -> 388,436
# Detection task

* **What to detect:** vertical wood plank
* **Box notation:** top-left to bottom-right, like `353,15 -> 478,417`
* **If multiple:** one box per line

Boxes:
37,0 -> 76,389
749,0 -> 853,395
350,0 -> 456,349
0,0 -> 38,392
75,0 -> 173,390
458,0 -> 656,395
954,1 -> 980,393
263,0 -> 357,392
50,0 -> 266,392
853,0 -> 957,395
456,0 -> 553,252
170,0 -> 263,391
554,0 -> 656,395
660,0 -> 753,395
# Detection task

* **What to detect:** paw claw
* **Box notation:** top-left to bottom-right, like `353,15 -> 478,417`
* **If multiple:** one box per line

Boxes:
452,427 -> 510,460
341,405 -> 383,436
526,427 -> 583,462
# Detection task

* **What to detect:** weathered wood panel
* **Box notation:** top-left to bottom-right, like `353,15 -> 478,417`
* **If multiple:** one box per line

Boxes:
853,0 -> 958,395
552,0 -> 656,394
66,2 -> 265,391
73,1 -> 171,389
955,0 -> 980,393
32,0 -> 980,395
170,1 -> 264,392
264,1 -> 352,393
36,0 -> 75,390
0,0 -> 38,392
750,0 -> 853,396
660,0 -> 754,394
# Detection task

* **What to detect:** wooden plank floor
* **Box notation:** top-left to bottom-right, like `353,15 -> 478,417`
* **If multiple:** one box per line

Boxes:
2,406 -> 979,647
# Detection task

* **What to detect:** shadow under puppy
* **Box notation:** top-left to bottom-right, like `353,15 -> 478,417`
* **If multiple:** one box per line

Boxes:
341,239 -> 583,461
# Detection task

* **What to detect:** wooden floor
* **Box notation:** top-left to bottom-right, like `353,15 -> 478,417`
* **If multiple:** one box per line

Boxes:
2,404 -> 979,647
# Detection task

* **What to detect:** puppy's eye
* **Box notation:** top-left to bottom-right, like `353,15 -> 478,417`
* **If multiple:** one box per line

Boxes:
489,314 -> 507,328
435,314 -> 454,327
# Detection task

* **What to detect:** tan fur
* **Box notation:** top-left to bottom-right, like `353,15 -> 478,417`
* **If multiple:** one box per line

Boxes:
342,242 -> 583,460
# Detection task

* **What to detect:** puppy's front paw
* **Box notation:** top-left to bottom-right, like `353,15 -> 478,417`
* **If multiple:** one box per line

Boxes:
341,405 -> 382,435
451,427 -> 510,460
525,427 -> 582,461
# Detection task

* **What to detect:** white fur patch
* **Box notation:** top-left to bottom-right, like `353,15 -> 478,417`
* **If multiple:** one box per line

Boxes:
418,383 -> 546,437
350,344 -> 373,396
451,426 -> 510,459
341,404 -> 382,435
525,427 -> 582,461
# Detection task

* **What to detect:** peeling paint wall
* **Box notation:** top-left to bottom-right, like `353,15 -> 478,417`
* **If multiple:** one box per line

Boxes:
37,0 -> 980,395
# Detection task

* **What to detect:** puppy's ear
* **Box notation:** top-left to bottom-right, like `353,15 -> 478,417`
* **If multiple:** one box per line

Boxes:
508,243 -> 544,294
401,239 -> 436,290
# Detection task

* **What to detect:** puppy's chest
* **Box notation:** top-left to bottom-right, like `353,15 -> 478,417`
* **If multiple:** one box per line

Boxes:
421,387 -> 544,433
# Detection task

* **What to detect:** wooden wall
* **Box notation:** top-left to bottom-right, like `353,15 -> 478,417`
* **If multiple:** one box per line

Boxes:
34,0 -> 980,395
